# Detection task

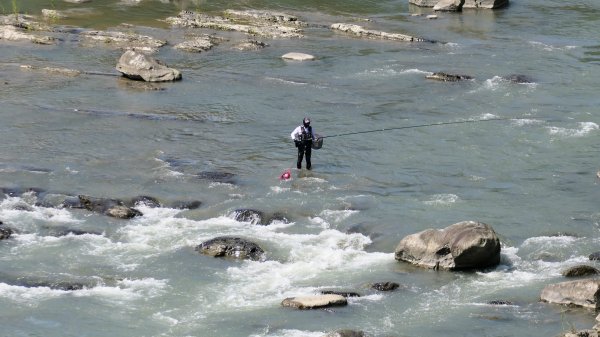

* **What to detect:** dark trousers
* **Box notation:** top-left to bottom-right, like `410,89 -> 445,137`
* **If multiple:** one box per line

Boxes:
297,141 -> 312,170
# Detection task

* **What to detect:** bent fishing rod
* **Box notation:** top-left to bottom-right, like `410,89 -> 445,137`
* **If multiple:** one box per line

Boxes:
319,117 -> 542,139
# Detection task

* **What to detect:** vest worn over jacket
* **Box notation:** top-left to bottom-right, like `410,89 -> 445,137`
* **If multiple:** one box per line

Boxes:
300,126 -> 313,144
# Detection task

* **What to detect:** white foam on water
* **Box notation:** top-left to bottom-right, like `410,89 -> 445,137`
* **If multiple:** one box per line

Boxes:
318,209 -> 359,223
512,118 -> 545,127
152,312 -> 180,326
263,77 -> 309,86
0,277 -> 167,305
423,194 -> 460,206
547,122 -> 598,138
0,196 -> 82,225
213,228 -> 392,310
528,41 -> 578,52
269,186 -> 290,194
483,76 -> 504,91
0,283 -> 67,304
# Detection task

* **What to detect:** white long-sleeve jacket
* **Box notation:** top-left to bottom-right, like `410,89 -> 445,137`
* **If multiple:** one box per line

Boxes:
290,125 -> 314,141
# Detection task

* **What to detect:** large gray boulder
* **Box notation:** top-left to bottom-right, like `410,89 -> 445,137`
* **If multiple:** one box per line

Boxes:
541,279 -> 600,309
395,221 -> 501,270
434,0 -> 465,11
196,236 -> 265,261
116,50 -> 181,82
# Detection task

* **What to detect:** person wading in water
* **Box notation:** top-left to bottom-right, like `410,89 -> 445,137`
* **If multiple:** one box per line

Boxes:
291,117 -> 315,170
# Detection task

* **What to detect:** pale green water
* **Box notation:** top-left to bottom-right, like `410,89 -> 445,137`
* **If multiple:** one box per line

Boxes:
0,1 -> 600,336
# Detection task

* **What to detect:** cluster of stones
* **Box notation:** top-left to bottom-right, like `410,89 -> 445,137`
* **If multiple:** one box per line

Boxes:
410,0 -> 509,12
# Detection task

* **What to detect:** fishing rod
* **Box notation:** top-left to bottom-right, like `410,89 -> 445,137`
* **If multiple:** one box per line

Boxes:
319,117 -> 542,139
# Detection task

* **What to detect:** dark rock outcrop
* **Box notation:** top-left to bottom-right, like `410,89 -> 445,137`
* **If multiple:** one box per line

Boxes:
0,227 -> 13,240
426,72 -> 473,82
590,252 -> 600,261
395,221 -> 501,270
321,290 -> 361,298
195,171 -> 236,184
170,200 -> 202,210
78,195 -> 142,219
116,50 -> 181,82
504,74 -> 535,84
487,300 -> 513,305
561,265 -> 600,278
371,282 -> 400,291
232,209 -> 264,225
196,236 -> 265,261
127,195 -> 162,208
324,330 -> 365,337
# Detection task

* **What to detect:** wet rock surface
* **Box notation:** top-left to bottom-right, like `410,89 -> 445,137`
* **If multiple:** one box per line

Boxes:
541,279 -> 600,309
395,221 -> 501,270
331,23 -> 429,42
80,30 -> 166,53
78,195 -> 143,219
370,282 -> 400,291
281,294 -> 347,309
561,265 -> 600,278
196,236 -> 265,261
174,36 -> 215,53
232,209 -> 264,224
426,72 -> 473,81
165,10 -> 304,39
116,50 -> 182,82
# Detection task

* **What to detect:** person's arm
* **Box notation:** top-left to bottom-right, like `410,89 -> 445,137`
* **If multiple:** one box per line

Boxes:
290,126 -> 301,140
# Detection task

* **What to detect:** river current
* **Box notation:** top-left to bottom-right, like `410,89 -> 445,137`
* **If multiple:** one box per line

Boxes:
0,0 -> 599,336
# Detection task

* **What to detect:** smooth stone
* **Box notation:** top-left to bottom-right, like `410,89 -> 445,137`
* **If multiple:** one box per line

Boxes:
281,294 -> 347,309
116,50 -> 181,82
282,52 -> 315,61
541,279 -> 600,309
561,265 -> 600,277
434,0 -> 464,11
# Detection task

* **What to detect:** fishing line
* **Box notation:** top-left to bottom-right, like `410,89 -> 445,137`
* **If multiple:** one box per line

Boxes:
320,117 -> 542,139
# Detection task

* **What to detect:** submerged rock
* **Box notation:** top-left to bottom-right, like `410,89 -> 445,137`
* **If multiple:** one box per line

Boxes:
80,30 -> 166,53
281,294 -> 347,309
320,290 -> 361,298
561,265 -> 600,278
426,72 -> 473,81
174,36 -> 215,53
487,300 -> 513,305
331,23 -> 429,42
20,64 -> 81,76
503,74 -> 535,84
395,221 -> 501,270
196,236 -> 265,261
195,171 -> 236,183
116,50 -> 182,82
589,251 -> 600,261
324,330 -> 365,337
232,209 -> 264,225
371,282 -> 400,291
127,195 -> 162,208
41,225 -> 102,237
232,39 -> 268,51
0,227 -> 13,240
0,25 -> 56,44
541,279 -> 600,309
170,200 -> 202,210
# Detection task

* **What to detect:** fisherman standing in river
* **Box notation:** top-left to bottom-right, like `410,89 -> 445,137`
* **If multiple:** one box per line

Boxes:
291,117 -> 315,170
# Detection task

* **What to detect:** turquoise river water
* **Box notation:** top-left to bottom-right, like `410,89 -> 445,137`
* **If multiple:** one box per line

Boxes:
0,0 -> 600,336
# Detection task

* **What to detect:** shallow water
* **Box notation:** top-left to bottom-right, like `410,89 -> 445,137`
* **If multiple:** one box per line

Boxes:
1,0 -> 600,336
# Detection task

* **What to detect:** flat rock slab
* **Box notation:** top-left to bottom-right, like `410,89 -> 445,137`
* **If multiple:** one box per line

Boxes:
282,52 -> 315,61
331,23 -> 428,42
281,294 -> 347,309
541,279 -> 600,309
0,25 -> 56,44
174,36 -> 214,53
80,30 -> 166,52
